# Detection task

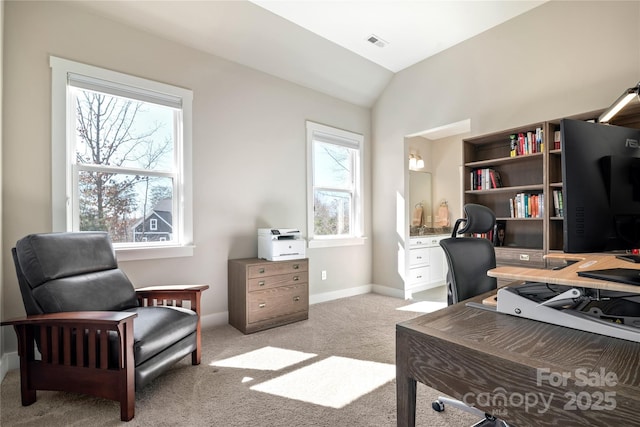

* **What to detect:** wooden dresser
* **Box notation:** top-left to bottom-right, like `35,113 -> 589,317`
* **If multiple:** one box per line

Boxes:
228,257 -> 309,334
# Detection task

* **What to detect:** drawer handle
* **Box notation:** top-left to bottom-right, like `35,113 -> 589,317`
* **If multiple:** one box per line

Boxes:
416,256 -> 422,259
293,296 -> 300,302
258,281 -> 265,286
293,264 -> 300,270
293,275 -> 299,281
416,275 -> 423,279
519,254 -> 530,261
259,303 -> 266,309
259,268 -> 265,274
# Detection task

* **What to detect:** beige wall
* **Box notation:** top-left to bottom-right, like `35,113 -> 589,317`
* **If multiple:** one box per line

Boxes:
372,1 -> 640,290
1,1 -> 372,355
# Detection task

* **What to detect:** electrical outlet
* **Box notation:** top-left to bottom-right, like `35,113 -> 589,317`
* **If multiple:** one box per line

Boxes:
321,270 -> 327,280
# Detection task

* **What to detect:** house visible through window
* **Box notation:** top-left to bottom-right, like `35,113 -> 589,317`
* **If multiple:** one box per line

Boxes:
306,121 -> 364,248
50,57 -> 193,259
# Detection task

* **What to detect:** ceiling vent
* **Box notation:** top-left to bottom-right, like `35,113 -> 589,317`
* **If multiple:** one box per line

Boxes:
367,34 -> 388,48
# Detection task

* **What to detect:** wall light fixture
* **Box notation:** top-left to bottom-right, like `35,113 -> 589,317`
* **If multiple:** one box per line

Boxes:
598,82 -> 640,123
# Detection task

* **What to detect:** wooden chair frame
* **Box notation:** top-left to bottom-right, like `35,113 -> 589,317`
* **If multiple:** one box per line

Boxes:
2,285 -> 208,421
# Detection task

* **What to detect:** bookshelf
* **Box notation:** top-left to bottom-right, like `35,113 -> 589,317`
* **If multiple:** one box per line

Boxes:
464,104 -> 640,268
464,124 -> 546,268
463,111 -> 603,268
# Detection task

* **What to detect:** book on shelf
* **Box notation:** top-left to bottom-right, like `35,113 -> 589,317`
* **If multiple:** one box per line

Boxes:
508,192 -> 544,218
509,127 -> 544,157
554,130 -> 561,150
472,230 -> 494,242
471,168 -> 502,190
552,189 -> 564,217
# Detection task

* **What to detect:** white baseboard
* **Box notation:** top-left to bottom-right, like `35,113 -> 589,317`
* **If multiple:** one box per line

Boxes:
200,311 -> 229,329
408,281 -> 445,293
1,351 -> 19,380
309,284 -> 373,305
371,284 -> 407,300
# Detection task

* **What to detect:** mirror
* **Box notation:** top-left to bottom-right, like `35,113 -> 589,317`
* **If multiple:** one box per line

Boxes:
409,171 -> 432,236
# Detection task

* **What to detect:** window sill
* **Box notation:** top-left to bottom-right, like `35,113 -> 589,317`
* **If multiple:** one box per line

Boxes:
115,245 -> 194,262
308,237 -> 367,249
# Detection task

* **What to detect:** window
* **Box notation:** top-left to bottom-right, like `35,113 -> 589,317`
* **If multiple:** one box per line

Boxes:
50,57 -> 193,260
306,121 -> 364,248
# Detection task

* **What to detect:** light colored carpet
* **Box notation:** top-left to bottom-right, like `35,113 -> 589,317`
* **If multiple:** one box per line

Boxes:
1,293 -> 478,426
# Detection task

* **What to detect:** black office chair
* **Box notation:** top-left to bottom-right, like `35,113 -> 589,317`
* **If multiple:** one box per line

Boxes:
432,204 -> 509,427
441,203 -> 498,305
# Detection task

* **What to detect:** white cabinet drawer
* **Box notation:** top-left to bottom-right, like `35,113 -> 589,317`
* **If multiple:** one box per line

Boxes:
409,248 -> 430,266
410,235 -> 448,248
408,266 -> 429,285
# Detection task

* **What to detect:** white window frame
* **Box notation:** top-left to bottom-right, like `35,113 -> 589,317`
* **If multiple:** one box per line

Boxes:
306,121 -> 365,248
50,56 -> 194,261
150,218 -> 158,231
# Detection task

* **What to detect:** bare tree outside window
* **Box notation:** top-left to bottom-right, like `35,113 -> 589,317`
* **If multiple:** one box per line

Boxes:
313,142 -> 354,236
74,89 -> 175,243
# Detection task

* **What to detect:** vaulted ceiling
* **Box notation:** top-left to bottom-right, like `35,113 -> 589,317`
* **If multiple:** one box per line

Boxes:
74,0 -> 545,107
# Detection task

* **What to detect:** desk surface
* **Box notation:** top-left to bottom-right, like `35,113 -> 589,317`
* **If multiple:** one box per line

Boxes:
488,253 -> 640,293
396,293 -> 640,427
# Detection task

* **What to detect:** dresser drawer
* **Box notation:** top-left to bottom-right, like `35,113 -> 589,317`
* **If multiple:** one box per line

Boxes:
494,247 -> 545,268
247,271 -> 306,292
247,259 -> 308,278
228,257 -> 310,334
247,284 -> 308,324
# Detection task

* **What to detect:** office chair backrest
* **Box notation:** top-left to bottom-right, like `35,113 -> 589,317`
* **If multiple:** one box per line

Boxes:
440,204 -> 497,305
13,231 -> 138,315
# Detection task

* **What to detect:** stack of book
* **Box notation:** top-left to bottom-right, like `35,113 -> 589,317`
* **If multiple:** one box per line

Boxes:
509,128 -> 544,157
471,168 -> 502,190
554,131 -> 561,150
552,190 -> 564,217
509,193 -> 544,218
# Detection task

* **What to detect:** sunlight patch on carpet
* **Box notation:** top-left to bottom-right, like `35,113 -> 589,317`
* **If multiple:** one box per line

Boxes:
397,300 -> 447,313
209,346 -> 316,371
250,356 -> 395,408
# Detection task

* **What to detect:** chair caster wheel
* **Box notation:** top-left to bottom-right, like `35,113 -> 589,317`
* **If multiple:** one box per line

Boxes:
432,400 -> 445,412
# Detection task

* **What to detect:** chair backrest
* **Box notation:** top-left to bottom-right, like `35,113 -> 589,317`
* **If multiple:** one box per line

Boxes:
12,232 -> 138,315
439,204 -> 497,305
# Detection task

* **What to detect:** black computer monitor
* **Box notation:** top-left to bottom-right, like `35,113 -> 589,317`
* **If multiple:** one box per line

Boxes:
561,118 -> 640,253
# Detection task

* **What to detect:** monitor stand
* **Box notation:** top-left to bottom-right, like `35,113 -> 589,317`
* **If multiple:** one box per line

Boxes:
492,284 -> 640,343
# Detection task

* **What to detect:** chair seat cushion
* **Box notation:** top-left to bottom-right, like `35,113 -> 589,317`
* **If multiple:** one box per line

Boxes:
125,306 -> 198,364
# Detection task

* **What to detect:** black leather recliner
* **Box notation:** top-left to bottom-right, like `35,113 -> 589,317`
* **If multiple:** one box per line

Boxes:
3,231 -> 208,421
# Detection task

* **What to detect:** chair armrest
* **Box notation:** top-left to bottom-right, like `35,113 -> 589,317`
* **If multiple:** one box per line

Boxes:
1,311 -> 137,327
1,311 -> 137,371
135,285 -> 208,314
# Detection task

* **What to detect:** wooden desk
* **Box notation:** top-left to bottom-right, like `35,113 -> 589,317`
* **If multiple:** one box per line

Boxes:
396,293 -> 640,427
488,253 -> 640,293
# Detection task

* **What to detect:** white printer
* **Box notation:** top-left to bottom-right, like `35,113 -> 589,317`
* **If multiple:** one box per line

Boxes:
258,228 -> 306,261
